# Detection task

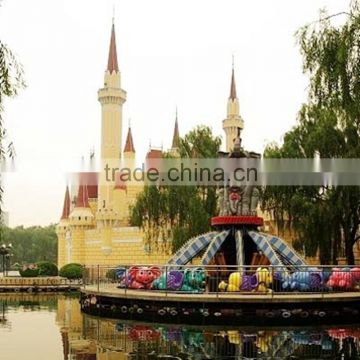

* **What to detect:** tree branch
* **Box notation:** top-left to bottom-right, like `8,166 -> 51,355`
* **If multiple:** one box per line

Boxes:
307,11 -> 355,27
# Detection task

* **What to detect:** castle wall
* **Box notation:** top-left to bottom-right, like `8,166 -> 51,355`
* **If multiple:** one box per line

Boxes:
57,178 -> 168,268
57,233 -> 66,268
70,228 -> 87,265
58,225 -> 169,268
83,227 -> 169,266
113,184 -> 143,222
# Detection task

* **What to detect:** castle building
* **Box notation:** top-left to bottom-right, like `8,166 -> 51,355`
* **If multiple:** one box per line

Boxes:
56,21 -> 245,268
56,22 -> 175,268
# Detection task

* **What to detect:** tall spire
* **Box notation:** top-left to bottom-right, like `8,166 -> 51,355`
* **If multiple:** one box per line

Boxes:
61,186 -> 71,220
107,23 -> 119,73
124,126 -> 135,153
171,108 -> 180,149
229,64 -> 237,100
76,184 -> 90,208
223,58 -> 244,152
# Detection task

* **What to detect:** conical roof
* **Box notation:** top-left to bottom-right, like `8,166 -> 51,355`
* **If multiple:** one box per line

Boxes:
75,184 -> 90,208
124,127 -> 135,153
61,186 -> 71,219
107,23 -> 119,73
229,68 -> 237,100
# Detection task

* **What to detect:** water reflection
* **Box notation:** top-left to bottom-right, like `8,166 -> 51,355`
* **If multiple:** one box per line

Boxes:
82,317 -> 360,359
0,294 -> 359,359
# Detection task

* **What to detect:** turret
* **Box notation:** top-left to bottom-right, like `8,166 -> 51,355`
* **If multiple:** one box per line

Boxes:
66,183 -> 94,264
82,172 -> 98,215
56,186 -> 71,268
121,125 -> 135,185
123,125 -> 135,166
57,186 -> 71,233
222,63 -> 244,152
170,109 -> 180,156
98,21 -> 127,210
69,184 -> 94,227
96,20 -> 127,257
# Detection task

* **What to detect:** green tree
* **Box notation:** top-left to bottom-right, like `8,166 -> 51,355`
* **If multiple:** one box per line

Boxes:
131,125 -> 221,253
0,25 -> 25,247
2,225 -> 57,265
262,3 -> 360,264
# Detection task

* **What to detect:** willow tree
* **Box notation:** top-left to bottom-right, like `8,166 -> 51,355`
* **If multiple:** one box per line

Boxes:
0,40 -> 25,222
262,108 -> 350,264
263,2 -> 360,264
131,125 -> 221,254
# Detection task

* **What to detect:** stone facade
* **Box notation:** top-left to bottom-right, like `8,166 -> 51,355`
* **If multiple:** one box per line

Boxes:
56,187 -> 170,268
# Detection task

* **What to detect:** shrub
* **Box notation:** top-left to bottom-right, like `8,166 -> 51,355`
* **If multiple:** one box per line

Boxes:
59,263 -> 84,279
19,264 -> 39,277
36,261 -> 58,276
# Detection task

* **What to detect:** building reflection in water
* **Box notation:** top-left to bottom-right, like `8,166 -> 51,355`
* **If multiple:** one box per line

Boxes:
0,294 -> 358,359
56,295 -> 96,360
55,296 -> 360,359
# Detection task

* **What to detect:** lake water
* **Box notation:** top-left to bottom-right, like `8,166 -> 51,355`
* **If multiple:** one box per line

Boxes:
0,294 -> 359,359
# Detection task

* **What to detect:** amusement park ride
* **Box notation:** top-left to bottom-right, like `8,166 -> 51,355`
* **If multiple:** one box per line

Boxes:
80,135 -> 360,325
168,139 -> 304,273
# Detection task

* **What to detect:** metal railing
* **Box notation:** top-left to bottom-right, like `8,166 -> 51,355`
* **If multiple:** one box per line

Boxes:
82,264 -> 360,296
0,276 -> 81,287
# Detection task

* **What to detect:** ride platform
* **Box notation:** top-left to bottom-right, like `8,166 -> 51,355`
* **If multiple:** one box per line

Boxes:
80,284 -> 360,325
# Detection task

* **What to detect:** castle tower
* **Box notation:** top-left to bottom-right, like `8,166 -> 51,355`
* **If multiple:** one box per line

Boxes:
56,186 -> 71,268
113,125 -> 136,218
68,184 -> 94,264
96,21 -> 125,256
98,21 -> 127,210
122,125 -> 135,188
222,64 -> 244,152
170,109 -> 180,156
123,125 -> 135,168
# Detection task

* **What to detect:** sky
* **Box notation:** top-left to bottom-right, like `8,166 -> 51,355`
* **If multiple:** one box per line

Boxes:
0,0 -> 349,227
